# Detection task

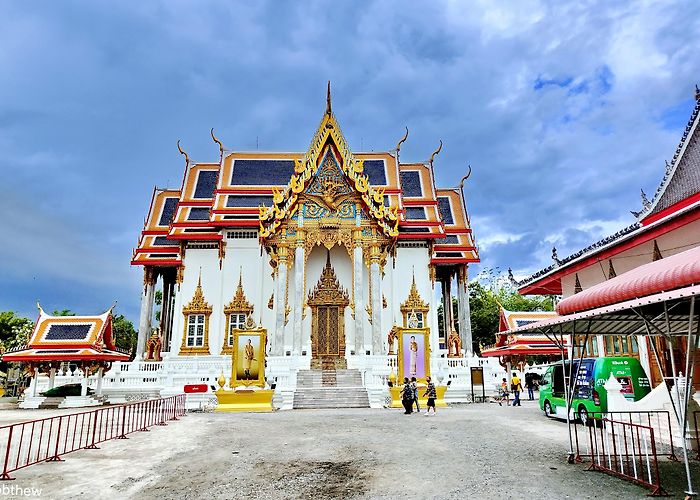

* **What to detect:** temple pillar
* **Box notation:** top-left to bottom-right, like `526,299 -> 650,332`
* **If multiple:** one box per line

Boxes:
137,267 -> 157,359
293,230 -> 305,355
273,242 -> 289,356
353,230 -> 364,355
441,275 -> 453,348
48,367 -> 56,390
96,367 -> 104,396
80,369 -> 88,397
456,265 -> 472,355
370,244 -> 383,354
31,367 -> 39,397
160,269 -> 176,353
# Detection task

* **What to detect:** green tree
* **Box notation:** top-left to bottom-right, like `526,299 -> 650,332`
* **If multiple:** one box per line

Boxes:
113,315 -> 137,358
51,309 -> 75,316
0,312 -> 33,352
469,270 -> 554,355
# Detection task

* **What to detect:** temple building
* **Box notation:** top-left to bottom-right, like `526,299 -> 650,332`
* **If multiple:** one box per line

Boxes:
130,87 -> 482,406
516,86 -> 700,387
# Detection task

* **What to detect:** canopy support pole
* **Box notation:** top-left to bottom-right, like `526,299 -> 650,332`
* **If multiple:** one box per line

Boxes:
679,296 -> 698,496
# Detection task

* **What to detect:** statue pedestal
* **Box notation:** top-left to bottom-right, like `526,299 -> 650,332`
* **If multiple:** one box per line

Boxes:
214,388 -> 274,412
388,386 -> 448,409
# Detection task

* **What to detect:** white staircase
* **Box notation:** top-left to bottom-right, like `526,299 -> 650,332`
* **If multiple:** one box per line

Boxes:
293,369 -> 370,409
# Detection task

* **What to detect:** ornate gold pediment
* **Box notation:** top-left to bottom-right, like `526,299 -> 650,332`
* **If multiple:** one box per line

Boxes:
183,277 -> 213,315
258,89 -> 399,239
400,275 -> 429,313
308,252 -> 349,307
224,273 -> 254,315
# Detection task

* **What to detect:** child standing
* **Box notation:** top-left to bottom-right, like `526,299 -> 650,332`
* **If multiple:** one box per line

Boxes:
423,376 -> 437,415
411,376 -> 420,413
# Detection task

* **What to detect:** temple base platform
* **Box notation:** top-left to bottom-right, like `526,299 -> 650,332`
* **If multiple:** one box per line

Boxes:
215,388 -> 275,412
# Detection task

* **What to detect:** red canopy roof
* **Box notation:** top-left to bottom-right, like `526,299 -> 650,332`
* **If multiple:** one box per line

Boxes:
557,245 -> 700,316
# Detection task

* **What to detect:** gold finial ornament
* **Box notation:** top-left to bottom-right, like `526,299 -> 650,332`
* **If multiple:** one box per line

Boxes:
211,128 -> 225,160
217,371 -> 226,389
396,126 -> 409,153
326,80 -> 332,115
459,165 -> 472,189
177,140 -> 190,165
429,139 -> 443,166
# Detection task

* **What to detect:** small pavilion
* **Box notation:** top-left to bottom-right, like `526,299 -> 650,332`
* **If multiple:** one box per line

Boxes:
2,305 -> 130,408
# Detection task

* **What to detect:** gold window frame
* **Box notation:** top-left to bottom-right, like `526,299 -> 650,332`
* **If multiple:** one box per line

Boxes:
180,277 -> 212,355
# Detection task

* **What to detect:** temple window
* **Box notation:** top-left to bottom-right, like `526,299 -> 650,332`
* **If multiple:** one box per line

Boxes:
180,277 -> 212,355
186,314 -> 206,347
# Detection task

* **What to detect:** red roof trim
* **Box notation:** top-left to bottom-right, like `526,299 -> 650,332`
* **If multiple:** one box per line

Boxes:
433,245 -> 477,251
403,200 -> 438,206
520,205 -> 700,295
445,228 -> 472,235
131,259 -> 182,266
641,192 -> 700,226
431,257 -> 480,264
210,220 -> 260,227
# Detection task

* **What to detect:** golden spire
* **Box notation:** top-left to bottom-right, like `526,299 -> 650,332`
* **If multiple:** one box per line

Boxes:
401,272 -> 429,313
224,269 -> 254,314
183,274 -> 212,314
326,80 -> 332,115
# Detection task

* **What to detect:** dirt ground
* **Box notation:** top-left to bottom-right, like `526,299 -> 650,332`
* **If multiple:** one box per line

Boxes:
1,400 -> 698,499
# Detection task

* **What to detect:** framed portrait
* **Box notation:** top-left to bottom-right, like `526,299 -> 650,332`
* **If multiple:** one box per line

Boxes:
397,327 -> 430,383
231,328 -> 267,388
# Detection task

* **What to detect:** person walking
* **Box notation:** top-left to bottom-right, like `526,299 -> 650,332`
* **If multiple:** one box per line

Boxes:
401,377 -> 413,414
411,376 -> 420,413
500,377 -> 509,405
511,372 -> 522,407
423,376 -> 437,415
525,376 -> 535,401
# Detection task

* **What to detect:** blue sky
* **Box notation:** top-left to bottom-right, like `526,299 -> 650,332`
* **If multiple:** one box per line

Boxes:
1,1 -> 699,323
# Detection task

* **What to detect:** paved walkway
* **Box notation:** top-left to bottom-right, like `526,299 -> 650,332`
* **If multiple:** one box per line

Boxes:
1,400 -> 696,499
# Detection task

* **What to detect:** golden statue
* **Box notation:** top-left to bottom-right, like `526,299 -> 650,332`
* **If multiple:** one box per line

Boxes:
243,339 -> 255,380
145,328 -> 162,361
387,325 -> 399,355
447,329 -> 462,358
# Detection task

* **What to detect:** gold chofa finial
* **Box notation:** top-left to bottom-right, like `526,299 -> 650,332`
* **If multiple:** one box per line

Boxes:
326,81 -> 332,115
429,140 -> 442,166
177,140 -> 190,165
210,128 -> 224,159
459,166 -> 472,190
396,127 -> 409,153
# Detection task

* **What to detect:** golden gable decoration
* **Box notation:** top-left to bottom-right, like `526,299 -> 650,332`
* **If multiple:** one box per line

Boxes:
400,275 -> 429,313
224,273 -> 254,315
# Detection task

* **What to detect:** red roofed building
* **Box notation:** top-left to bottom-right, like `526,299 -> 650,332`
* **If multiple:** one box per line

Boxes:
518,87 -> 700,386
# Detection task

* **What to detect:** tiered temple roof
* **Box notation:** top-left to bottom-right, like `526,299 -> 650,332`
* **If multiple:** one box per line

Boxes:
2,305 -> 129,363
519,88 -> 700,295
132,92 -> 479,266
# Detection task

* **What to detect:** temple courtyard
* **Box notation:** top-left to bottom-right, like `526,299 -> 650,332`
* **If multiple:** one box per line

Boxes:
0,401 -> 697,499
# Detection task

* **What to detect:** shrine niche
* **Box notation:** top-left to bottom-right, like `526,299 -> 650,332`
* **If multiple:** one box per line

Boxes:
308,252 -> 349,369
400,274 -> 429,328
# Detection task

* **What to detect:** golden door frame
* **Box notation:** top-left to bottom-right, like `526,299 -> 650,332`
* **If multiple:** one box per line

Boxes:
308,253 -> 350,369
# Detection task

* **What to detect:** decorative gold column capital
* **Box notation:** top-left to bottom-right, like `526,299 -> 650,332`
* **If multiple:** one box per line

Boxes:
143,267 -> 157,286
369,244 -> 382,264
296,228 -> 306,248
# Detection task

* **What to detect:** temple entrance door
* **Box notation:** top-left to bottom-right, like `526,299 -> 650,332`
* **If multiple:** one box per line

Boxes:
308,252 -> 349,370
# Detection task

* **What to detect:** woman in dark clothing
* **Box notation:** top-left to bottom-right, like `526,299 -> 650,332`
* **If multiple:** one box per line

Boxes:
401,377 -> 413,414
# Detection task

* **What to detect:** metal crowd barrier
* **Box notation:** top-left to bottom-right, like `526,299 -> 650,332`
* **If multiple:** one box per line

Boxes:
0,394 -> 186,480
572,411 -> 671,496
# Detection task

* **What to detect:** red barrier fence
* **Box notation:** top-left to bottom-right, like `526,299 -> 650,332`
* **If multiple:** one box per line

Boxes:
0,395 -> 186,480
584,417 -> 667,496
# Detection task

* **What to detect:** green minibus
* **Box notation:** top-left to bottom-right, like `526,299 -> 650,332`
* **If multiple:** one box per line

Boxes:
539,357 -> 651,424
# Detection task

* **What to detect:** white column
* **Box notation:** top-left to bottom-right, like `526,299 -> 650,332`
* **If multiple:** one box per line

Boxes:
137,268 -> 156,359
456,265 -> 473,355
31,367 -> 39,397
370,246 -> 383,354
96,367 -> 104,396
293,235 -> 305,355
274,245 -> 289,356
48,367 -> 56,390
353,237 -> 364,356
80,369 -> 88,397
